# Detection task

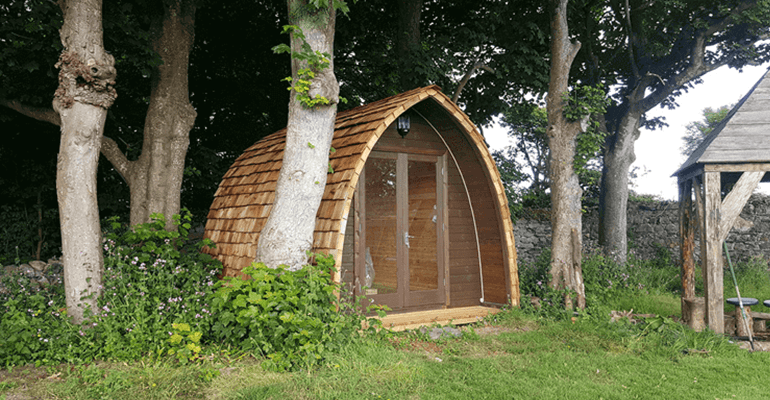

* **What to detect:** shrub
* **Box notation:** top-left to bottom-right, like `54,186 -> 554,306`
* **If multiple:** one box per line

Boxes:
0,211 -> 222,366
210,253 -> 373,371
0,273 -> 79,366
91,211 -> 222,360
0,204 -> 60,265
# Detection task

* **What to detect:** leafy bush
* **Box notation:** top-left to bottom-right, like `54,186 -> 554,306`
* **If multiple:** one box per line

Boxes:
517,248 -> 551,300
581,252 -> 637,304
0,211 -> 222,366
0,273 -> 79,366
167,322 -> 203,364
91,211 -> 221,360
210,253 -> 374,371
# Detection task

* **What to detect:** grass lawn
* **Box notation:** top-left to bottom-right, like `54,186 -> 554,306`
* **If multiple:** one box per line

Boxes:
3,298 -> 770,400
4,248 -> 770,400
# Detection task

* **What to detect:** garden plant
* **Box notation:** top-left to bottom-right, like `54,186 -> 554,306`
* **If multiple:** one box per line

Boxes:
3,223 -> 770,399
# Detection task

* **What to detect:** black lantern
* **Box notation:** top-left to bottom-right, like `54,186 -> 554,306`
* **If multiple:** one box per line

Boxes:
396,114 -> 411,138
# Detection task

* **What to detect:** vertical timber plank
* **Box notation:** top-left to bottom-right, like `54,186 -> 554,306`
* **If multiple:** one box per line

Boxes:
441,155 -> 451,306
703,171 -> 724,333
679,179 -> 696,318
354,179 -> 363,297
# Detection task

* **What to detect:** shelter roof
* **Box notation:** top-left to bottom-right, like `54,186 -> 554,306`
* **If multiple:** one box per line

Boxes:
675,68 -> 770,176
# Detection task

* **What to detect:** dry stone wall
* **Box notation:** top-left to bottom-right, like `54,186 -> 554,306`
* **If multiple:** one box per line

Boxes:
514,194 -> 770,266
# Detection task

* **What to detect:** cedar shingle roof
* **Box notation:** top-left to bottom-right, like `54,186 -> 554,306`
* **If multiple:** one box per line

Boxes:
203,85 -> 515,279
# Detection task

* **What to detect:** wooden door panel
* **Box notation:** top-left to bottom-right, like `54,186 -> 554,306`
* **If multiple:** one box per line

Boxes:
360,152 -> 446,311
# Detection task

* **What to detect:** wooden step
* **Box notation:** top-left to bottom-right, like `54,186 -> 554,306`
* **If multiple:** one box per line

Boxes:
375,306 -> 501,331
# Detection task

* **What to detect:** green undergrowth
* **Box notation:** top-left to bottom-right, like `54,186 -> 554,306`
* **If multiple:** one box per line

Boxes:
4,230 -> 770,399
6,306 -> 768,400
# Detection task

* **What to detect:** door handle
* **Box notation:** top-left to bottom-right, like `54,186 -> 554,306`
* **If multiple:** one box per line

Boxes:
404,232 -> 415,248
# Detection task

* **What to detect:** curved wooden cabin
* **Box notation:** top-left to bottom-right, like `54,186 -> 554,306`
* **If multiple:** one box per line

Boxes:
204,86 -> 519,311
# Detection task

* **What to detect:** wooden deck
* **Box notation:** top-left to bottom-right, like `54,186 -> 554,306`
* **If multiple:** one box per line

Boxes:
376,306 -> 501,331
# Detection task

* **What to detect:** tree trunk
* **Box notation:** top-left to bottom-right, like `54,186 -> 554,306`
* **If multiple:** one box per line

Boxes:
598,111 -> 641,265
95,0 -> 196,229
396,0 -> 422,91
7,0 -> 197,231
129,0 -> 196,229
53,0 -> 117,324
256,1 -> 339,270
546,0 -> 585,309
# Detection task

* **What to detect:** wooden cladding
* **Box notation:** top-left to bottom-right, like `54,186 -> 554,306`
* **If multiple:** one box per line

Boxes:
203,86 -> 519,309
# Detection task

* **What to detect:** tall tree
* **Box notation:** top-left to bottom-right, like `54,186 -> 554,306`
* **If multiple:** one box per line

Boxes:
573,0 -> 770,263
54,0 -> 116,323
396,0 -> 422,91
499,106 -> 551,194
681,105 -> 731,158
2,1 -> 197,230
100,0 -> 197,229
255,0 -> 342,270
545,0 -> 586,309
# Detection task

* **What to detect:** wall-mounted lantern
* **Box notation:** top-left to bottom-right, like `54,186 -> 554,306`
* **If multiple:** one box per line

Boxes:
396,114 -> 411,139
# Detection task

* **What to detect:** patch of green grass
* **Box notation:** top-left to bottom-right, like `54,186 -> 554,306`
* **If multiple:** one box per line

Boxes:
220,315 -> 770,400
604,292 -> 681,317
3,309 -> 770,400
5,251 -> 770,399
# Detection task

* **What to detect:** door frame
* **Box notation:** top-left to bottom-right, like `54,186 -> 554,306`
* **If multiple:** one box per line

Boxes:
355,149 -> 449,311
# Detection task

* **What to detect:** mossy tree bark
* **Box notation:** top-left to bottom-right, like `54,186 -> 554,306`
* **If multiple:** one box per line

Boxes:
255,0 -> 339,270
6,1 -> 196,231
396,0 -> 422,91
546,0 -> 585,309
53,0 -> 116,324
99,0 -> 197,229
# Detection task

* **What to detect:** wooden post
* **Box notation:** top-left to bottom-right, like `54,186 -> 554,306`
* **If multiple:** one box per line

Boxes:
679,179 -> 697,323
683,297 -> 706,331
736,305 -> 754,338
702,171 -> 724,333
718,171 -> 764,243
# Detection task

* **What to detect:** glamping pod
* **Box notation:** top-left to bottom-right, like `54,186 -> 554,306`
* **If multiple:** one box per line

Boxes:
204,86 -> 519,312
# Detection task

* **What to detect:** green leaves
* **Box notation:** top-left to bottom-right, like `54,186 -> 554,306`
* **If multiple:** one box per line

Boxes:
209,253 -> 371,371
167,322 -> 203,364
561,84 -> 609,124
272,25 -> 334,109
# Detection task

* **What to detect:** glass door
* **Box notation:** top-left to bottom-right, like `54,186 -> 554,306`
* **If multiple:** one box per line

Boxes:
359,152 -> 445,310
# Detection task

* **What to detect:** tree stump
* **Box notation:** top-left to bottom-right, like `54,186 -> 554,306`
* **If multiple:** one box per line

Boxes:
682,297 -> 705,332
727,297 -> 758,338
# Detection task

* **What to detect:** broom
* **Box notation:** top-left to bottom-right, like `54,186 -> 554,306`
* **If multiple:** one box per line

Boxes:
723,242 -> 754,351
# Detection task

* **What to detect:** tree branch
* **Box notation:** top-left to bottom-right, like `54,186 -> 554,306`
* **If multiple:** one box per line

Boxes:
2,97 -> 131,179
100,135 -> 131,181
623,0 -> 641,80
0,98 -> 61,126
636,1 -> 765,114
452,58 -> 496,103
637,33 -> 733,113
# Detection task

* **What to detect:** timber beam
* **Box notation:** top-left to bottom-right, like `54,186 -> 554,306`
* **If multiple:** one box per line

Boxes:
679,170 -> 764,334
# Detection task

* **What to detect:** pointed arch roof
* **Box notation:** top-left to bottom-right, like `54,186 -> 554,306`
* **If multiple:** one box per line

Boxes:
204,85 -> 516,285
675,67 -> 770,176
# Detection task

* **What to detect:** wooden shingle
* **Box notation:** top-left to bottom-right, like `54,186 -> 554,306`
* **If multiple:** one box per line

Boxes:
203,86 -> 518,306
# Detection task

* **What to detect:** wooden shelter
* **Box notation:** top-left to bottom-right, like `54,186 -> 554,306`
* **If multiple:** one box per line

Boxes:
674,68 -> 770,333
204,86 -> 520,314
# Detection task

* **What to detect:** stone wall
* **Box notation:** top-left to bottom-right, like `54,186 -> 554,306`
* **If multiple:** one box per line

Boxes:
514,194 -> 770,266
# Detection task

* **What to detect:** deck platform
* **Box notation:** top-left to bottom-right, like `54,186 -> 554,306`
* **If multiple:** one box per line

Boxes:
376,306 -> 501,331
